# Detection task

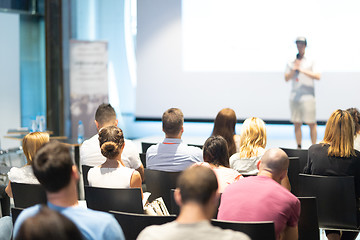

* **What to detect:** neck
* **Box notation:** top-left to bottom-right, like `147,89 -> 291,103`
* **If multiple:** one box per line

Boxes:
176,202 -> 210,224
101,157 -> 124,168
165,134 -> 181,139
258,169 -> 281,184
46,181 -> 79,208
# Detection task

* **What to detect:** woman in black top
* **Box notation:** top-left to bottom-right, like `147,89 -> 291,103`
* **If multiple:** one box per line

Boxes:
304,109 -> 360,240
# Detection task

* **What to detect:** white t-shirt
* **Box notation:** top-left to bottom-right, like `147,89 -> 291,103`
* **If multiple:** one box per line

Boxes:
229,148 -> 265,175
8,165 -> 39,184
80,134 -> 142,169
87,165 -> 135,188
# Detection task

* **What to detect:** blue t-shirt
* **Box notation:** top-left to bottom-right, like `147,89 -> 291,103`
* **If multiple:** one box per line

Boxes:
13,202 -> 125,240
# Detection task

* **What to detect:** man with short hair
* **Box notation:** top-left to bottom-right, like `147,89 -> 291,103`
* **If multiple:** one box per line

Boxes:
218,148 -> 301,240
13,142 -> 125,240
80,103 -> 144,180
146,108 -> 203,172
137,165 -> 250,240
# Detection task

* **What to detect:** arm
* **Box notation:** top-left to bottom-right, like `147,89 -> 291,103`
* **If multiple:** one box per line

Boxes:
281,175 -> 291,191
130,170 -> 143,198
136,164 -> 145,182
285,60 -> 300,82
299,69 -> 321,80
282,226 -> 298,240
5,181 -> 12,198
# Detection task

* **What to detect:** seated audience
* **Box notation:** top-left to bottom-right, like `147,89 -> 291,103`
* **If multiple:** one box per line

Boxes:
211,108 -> 239,156
87,126 -> 142,196
347,107 -> 360,151
146,108 -> 203,172
13,141 -> 125,240
80,103 -> 144,180
15,205 -> 82,240
5,132 -> 49,198
137,165 -> 250,240
229,117 -> 266,175
197,136 -> 242,193
218,148 -> 300,240
304,109 -> 360,240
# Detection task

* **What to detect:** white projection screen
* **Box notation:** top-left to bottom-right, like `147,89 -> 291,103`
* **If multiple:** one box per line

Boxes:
136,0 -> 360,123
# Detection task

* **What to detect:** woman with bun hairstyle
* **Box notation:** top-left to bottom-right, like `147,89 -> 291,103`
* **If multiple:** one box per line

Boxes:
5,132 -> 49,198
87,126 -> 142,196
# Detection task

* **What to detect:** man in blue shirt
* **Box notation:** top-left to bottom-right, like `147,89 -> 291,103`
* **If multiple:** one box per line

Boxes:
13,142 -> 124,240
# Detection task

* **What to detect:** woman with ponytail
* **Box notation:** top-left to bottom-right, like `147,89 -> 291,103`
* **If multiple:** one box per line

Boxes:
87,126 -> 142,196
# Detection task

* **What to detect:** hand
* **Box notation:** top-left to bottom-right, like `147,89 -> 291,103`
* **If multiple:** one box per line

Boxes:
293,59 -> 301,71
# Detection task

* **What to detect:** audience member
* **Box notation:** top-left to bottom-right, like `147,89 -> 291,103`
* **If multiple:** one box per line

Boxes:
80,103 -> 144,180
218,148 -> 300,240
5,132 -> 49,198
87,126 -> 142,196
146,108 -> 203,172
347,107 -> 360,151
229,117 -> 266,175
0,216 -> 12,240
304,109 -> 360,240
211,108 -> 239,156
137,165 -> 250,240
15,205 -> 82,240
13,141 -> 125,240
197,136 -> 242,193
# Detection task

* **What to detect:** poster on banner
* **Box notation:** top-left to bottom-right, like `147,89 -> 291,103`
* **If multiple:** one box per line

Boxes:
70,40 -> 108,140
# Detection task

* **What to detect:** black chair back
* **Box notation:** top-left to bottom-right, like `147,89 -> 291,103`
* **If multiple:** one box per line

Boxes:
288,157 -> 300,196
281,148 -> 308,172
141,142 -> 156,153
298,197 -> 319,240
211,219 -> 276,240
169,189 -> 179,215
298,174 -> 358,230
145,169 -> 181,209
110,210 -> 176,240
139,153 -> 146,168
11,207 -> 24,224
84,186 -> 143,214
11,182 -> 47,208
81,165 -> 92,186
188,143 -> 203,149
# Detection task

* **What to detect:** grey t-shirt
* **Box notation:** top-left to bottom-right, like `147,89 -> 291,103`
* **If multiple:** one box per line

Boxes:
137,220 -> 250,240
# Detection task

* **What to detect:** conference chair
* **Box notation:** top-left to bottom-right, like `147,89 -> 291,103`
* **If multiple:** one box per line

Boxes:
298,197 -> 320,240
298,174 -> 358,230
110,210 -> 176,240
188,143 -> 203,149
11,182 -> 47,208
211,219 -> 276,240
169,189 -> 179,215
81,165 -> 92,186
141,142 -> 156,153
139,153 -> 146,168
84,186 -> 143,214
144,169 -> 181,210
11,207 -> 23,224
280,148 -> 308,172
287,156 -> 300,196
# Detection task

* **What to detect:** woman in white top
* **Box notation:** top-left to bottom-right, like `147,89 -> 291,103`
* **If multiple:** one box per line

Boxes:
5,132 -> 50,198
87,126 -> 142,196
347,107 -> 360,152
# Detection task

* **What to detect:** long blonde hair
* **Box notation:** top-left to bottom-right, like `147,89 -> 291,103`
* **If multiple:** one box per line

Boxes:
321,109 -> 355,157
23,132 -> 50,165
238,117 -> 267,158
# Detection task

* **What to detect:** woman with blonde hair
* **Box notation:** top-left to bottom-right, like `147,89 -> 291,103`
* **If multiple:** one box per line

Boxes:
229,117 -> 266,175
304,109 -> 360,240
5,132 -> 50,198
211,108 -> 239,157
87,126 -> 142,196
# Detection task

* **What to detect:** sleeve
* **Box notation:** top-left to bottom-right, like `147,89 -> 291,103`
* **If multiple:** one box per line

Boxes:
287,197 -> 301,227
124,140 -> 142,169
285,60 -> 293,74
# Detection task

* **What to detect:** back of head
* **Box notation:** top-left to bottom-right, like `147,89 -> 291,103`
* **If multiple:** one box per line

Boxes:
346,107 -> 360,135
322,109 -> 355,157
15,205 -> 82,240
177,165 -> 218,205
260,148 -> 289,178
95,103 -> 116,127
32,142 -> 73,193
239,117 -> 267,158
98,126 -> 124,159
22,132 -> 50,165
162,108 -> 184,136
211,108 -> 237,156
203,135 -> 229,167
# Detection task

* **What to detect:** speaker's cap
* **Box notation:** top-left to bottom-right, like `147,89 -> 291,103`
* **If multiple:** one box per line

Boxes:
295,37 -> 307,45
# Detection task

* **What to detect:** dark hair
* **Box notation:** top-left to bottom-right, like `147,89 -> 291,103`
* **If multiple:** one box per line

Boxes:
177,165 -> 218,205
95,103 -> 116,126
347,107 -> 360,134
211,108 -> 237,156
16,205 -> 83,240
203,136 -> 229,167
98,126 -> 124,159
32,142 -> 73,193
162,108 -> 184,136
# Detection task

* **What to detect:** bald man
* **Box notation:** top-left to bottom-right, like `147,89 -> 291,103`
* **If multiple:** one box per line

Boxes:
218,148 -> 301,240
